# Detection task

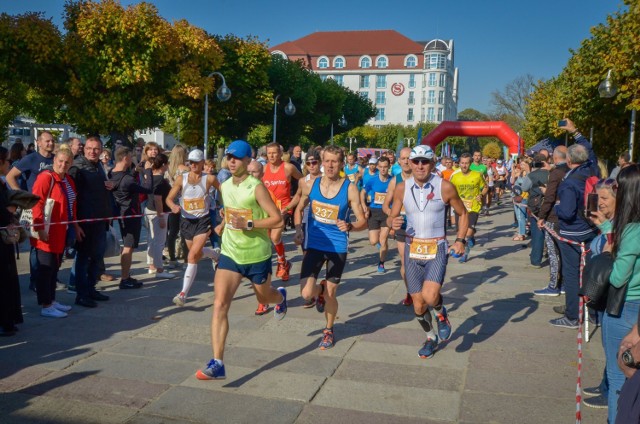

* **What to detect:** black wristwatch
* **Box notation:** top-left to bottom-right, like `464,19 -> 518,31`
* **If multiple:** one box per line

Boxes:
622,349 -> 640,369
455,237 -> 467,245
246,220 -> 254,231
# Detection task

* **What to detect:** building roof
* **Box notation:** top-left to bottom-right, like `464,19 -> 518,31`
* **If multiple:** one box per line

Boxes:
270,30 -> 425,56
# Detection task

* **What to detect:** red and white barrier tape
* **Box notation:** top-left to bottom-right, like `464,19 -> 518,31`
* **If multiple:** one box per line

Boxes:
0,211 -> 166,231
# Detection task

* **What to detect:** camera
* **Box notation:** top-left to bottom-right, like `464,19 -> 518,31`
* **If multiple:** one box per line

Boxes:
558,120 -> 567,127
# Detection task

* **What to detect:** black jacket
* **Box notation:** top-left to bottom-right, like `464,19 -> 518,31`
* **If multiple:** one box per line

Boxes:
68,155 -> 112,220
538,163 -> 569,224
109,168 -> 153,215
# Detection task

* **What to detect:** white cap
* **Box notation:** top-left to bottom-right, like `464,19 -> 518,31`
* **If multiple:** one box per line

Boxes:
497,159 -> 503,164
188,149 -> 204,162
409,145 -> 435,160
368,157 -> 378,165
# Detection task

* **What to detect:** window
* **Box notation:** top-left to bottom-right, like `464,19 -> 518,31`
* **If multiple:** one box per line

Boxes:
335,75 -> 344,86
421,90 -> 426,105
334,57 -> 345,69
405,55 -> 417,68
409,74 -> 416,88
408,91 -> 415,105
375,108 -> 385,121
421,108 -> 426,121
359,75 -> 370,88
438,91 -> 445,104
407,108 -> 414,121
437,108 -> 444,121
439,73 -> 446,87
320,75 -> 328,82
427,107 -> 435,121
428,73 -> 437,87
318,57 -> 329,69
376,56 -> 388,68
426,53 -> 446,70
375,92 -> 386,105
359,91 -> 369,100
360,56 -> 371,68
376,75 -> 386,89
428,90 -> 435,104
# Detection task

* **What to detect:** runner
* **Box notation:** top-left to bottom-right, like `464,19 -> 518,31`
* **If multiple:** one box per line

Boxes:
293,145 -> 366,349
344,152 -> 361,189
361,155 -> 392,273
449,153 -> 488,263
470,151 -> 488,214
361,157 -> 378,188
484,158 -> 495,215
262,142 -> 303,282
196,140 -> 287,380
494,159 -> 507,204
441,156 -> 456,228
382,147 -> 413,306
166,149 -> 220,307
387,145 -> 469,359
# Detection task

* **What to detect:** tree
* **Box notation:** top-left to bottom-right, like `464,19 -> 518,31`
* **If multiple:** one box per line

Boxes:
482,142 -> 502,159
491,74 -> 536,134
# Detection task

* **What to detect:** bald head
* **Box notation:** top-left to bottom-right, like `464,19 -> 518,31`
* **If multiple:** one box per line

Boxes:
553,145 -> 568,165
248,159 -> 263,179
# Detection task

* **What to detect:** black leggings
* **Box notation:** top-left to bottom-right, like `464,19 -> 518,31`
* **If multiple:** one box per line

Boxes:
166,212 -> 186,261
36,249 -> 61,306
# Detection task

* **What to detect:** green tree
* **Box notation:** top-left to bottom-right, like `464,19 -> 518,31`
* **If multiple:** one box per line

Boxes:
482,142 -> 502,159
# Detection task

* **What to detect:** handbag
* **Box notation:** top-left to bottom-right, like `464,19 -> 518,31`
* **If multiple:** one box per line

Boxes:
104,225 -> 121,258
579,251 -> 629,316
19,173 -> 56,238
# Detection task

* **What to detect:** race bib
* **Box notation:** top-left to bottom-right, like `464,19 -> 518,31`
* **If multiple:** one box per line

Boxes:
312,200 -> 339,225
374,192 -> 386,205
462,199 -> 473,212
225,207 -> 253,230
348,174 -> 356,183
409,237 -> 439,260
183,197 -> 205,213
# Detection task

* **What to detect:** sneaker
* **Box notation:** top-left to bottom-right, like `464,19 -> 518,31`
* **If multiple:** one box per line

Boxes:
89,291 -> 110,301
167,260 -> 181,270
319,329 -> 335,350
56,280 -> 66,289
582,393 -> 608,409
52,301 -> 72,312
418,337 -> 438,359
583,386 -> 604,397
377,262 -> 385,274
510,222 -> 518,228
549,316 -> 579,329
534,286 -> 561,296
66,285 -> 77,294
435,306 -> 452,342
316,280 -> 327,313
303,298 -> 316,309
560,287 -> 566,295
154,271 -> 174,279
553,305 -> 566,315
467,237 -> 476,248
276,260 -> 292,281
526,263 -> 543,269
274,287 -> 287,320
195,359 -> 226,380
401,293 -> 413,306
119,277 -> 142,290
173,292 -> 186,307
255,303 -> 270,316
41,306 -> 67,318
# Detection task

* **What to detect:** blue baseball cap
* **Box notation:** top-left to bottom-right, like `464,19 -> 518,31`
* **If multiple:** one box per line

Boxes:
225,140 -> 252,159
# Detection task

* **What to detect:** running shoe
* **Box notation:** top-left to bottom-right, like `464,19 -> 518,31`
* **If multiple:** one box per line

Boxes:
467,236 -> 476,248
303,298 -> 316,309
52,301 -> 72,312
255,303 -> 270,315
435,306 -> 452,341
401,293 -> 413,306
274,287 -> 287,320
583,385 -> 604,397
119,277 -> 142,289
549,316 -> 579,329
582,393 -> 608,409
173,292 -> 186,307
534,286 -> 561,296
418,337 -> 438,359
316,280 -> 327,313
377,262 -> 385,274
276,260 -> 292,281
196,359 -> 226,380
319,328 -> 335,350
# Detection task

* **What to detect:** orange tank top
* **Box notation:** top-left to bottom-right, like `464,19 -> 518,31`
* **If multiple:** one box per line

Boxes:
262,162 -> 291,209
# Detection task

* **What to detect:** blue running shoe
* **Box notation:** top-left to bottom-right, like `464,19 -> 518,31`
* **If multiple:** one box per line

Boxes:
533,286 -> 561,296
274,287 -> 287,320
435,307 -> 452,341
418,337 -> 438,359
196,359 -> 226,380
467,237 -> 476,248
377,262 -> 385,273
319,329 -> 335,350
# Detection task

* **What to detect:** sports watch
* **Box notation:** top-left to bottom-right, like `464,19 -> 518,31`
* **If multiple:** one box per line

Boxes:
246,220 -> 254,231
622,349 -> 640,369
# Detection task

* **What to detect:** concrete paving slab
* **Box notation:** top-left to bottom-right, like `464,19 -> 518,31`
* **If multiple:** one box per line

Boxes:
346,340 -> 470,370
0,366 -> 53,393
295,404 -> 445,424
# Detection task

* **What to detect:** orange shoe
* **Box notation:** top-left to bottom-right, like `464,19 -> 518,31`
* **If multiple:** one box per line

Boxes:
402,293 -> 413,306
255,303 -> 270,315
276,260 -> 292,281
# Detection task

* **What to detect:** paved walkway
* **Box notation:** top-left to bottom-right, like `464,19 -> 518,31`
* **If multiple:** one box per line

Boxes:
1,203 -> 607,423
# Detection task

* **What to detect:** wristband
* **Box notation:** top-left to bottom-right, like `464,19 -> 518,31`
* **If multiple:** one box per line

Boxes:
455,237 -> 467,245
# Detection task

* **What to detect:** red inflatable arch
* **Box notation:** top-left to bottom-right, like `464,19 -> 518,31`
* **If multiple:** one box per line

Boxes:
421,121 -> 521,155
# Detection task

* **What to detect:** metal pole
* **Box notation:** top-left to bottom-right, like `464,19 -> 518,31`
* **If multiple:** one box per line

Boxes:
330,122 -> 334,145
273,94 -> 280,143
630,109 -> 637,162
204,93 -> 209,159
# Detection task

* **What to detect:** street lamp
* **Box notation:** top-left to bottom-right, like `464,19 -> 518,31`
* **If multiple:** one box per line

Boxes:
330,114 -> 347,145
204,71 -> 231,160
404,137 -> 415,148
599,69 -> 636,162
272,95 -> 296,143
347,136 -> 357,152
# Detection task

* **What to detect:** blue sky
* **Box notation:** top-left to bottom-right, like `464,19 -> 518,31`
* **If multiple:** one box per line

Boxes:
4,0 -> 621,114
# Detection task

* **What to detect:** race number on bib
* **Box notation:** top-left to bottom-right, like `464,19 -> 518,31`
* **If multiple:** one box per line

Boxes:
183,197 -> 205,213
373,192 -> 386,205
409,237 -> 439,260
312,200 -> 339,225
225,207 -> 253,230
462,199 -> 473,212
347,174 -> 356,183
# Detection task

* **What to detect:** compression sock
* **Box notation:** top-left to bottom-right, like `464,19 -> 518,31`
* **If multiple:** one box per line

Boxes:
275,241 -> 286,262
433,295 -> 443,313
181,263 -> 197,296
416,310 -> 437,340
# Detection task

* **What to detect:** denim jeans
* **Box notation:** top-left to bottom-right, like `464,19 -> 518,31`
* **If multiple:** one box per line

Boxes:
29,247 -> 39,287
514,204 -> 527,236
73,223 -> 106,297
528,215 -> 545,266
603,300 -> 640,424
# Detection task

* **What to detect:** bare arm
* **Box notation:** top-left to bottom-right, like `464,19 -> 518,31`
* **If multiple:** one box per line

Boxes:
206,174 -> 220,191
253,184 -> 284,229
293,182 -> 311,245
345,183 -> 367,231
442,180 -> 468,255
286,162 -> 303,181
382,177 -> 396,216
166,174 -> 183,214
386,181 -> 405,230
5,167 -> 22,190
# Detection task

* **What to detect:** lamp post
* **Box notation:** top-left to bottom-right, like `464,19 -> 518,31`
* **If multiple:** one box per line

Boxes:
272,95 -> 296,143
599,69 -> 636,162
404,137 -> 415,148
330,114 -> 347,145
347,136 -> 357,152
203,71 -> 231,160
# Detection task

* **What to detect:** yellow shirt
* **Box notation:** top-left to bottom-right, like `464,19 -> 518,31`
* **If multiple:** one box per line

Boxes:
450,170 -> 485,213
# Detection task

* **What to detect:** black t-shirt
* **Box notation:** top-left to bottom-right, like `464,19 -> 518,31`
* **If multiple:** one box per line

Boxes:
147,175 -> 171,212
15,151 -> 53,191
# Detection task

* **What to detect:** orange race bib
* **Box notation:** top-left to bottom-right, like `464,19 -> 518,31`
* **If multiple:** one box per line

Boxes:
373,192 -> 386,205
225,207 -> 254,231
183,197 -> 205,213
409,237 -> 439,261
312,200 -> 339,225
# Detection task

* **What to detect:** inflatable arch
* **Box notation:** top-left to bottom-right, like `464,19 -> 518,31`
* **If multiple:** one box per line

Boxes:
421,121 -> 521,155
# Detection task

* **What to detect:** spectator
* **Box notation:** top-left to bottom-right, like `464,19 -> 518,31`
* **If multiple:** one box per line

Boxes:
9,142 -> 26,163
609,152 -> 630,180
67,137 -> 83,158
26,143 -> 35,155
31,150 -> 82,318
522,154 -> 550,267
217,156 -> 231,183
146,153 -> 173,279
290,145 -> 303,167
511,161 -> 529,241
99,148 -> 113,174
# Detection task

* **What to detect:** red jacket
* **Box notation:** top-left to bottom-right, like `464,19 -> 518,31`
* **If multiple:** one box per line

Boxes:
30,170 -> 77,254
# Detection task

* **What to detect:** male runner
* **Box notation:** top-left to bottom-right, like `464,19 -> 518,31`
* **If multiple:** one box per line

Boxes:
361,155 -> 392,273
166,149 -> 220,306
449,153 -> 487,263
196,140 -> 287,380
484,158 -> 495,215
361,157 -> 378,188
387,145 -> 468,359
262,142 -> 302,281
343,152 -> 361,188
494,159 -> 507,203
382,147 -> 413,305
294,146 -> 366,349
470,151 -> 488,214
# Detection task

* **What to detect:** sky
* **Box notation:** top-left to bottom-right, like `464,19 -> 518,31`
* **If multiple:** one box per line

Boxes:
3,0 -> 621,114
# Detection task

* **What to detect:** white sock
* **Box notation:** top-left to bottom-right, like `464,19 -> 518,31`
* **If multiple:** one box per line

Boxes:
181,263 -> 197,296
214,358 -> 223,365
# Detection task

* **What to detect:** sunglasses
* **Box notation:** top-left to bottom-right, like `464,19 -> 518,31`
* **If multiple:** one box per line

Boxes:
225,153 -> 241,161
306,160 -> 318,166
411,158 -> 431,165
598,178 -> 618,192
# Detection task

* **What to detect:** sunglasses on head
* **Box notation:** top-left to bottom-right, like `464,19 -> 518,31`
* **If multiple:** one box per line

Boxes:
599,178 -> 618,192
225,153 -> 241,161
411,158 -> 431,165
306,160 -> 318,165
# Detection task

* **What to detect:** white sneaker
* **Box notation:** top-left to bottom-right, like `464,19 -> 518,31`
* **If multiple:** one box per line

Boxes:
173,292 -> 186,307
41,306 -> 68,318
148,269 -> 157,275
52,301 -> 72,312
155,271 -> 174,279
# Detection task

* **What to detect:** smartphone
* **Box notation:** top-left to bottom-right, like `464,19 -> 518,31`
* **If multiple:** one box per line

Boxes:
558,120 -> 567,127
587,193 -> 599,213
